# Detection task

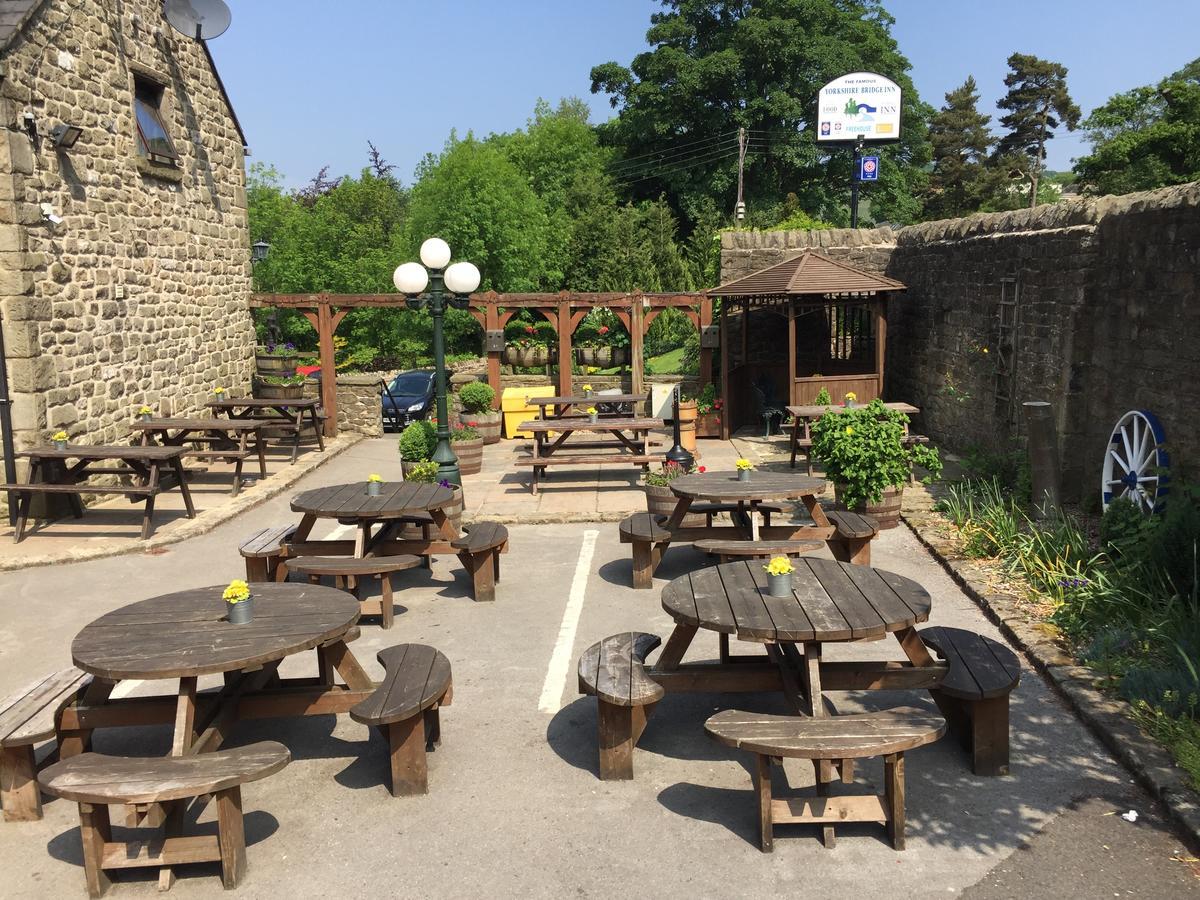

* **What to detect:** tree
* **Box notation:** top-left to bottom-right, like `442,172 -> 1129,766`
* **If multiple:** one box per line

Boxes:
590,0 -> 932,229
1073,58 -> 1200,196
994,53 -> 1081,209
925,76 -> 995,219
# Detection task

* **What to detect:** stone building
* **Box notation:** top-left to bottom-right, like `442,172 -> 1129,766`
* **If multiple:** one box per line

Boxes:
0,0 -> 255,484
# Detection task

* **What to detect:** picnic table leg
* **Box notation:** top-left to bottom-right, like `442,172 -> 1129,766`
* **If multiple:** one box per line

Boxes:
800,493 -> 831,528
323,640 -> 375,691
57,679 -> 115,759
139,463 -> 161,541
170,457 -> 196,518
230,432 -> 247,496
654,623 -> 698,672
310,406 -> 325,452
11,458 -> 40,543
255,427 -> 268,478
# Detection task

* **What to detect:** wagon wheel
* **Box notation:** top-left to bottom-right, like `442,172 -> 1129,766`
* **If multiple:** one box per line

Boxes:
1101,410 -> 1169,514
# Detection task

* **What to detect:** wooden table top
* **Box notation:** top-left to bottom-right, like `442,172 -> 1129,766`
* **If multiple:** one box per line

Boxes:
72,582 -> 359,680
15,445 -> 185,461
208,398 -> 321,410
130,417 -> 274,431
661,558 -> 931,643
528,394 -> 648,406
519,416 -> 663,433
291,481 -> 454,520
787,402 -> 920,419
669,471 -> 827,502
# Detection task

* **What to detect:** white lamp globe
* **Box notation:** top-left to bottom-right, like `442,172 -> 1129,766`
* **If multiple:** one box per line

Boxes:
443,261 -> 481,295
393,262 -> 428,295
419,237 -> 452,270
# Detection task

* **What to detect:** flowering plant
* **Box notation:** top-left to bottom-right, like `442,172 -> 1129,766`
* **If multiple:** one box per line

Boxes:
645,461 -> 703,487
581,383 -> 593,392
735,458 -> 754,471
261,342 -> 297,356
52,430 -> 68,442
438,479 -> 452,489
450,424 -> 479,442
764,557 -> 795,576
213,386 -> 225,395
404,460 -> 440,483
137,405 -> 153,416
598,325 -> 609,336
586,406 -> 598,416
844,392 -> 857,403
367,473 -> 383,483
223,579 -> 251,604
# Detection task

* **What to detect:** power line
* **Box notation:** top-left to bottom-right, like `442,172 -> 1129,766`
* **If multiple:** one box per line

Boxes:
611,144 -> 742,188
606,134 -> 740,177
605,130 -> 739,171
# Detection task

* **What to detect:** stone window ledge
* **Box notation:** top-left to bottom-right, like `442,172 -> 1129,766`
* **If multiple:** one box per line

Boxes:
135,156 -> 184,184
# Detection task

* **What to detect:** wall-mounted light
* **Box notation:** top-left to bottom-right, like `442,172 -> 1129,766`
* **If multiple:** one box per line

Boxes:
251,240 -> 270,264
21,110 -> 37,142
50,123 -> 82,149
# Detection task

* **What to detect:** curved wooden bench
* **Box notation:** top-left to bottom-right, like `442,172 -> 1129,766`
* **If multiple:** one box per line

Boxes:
706,708 -> 945,851
239,523 -> 298,582
38,741 -> 290,896
826,510 -> 880,565
286,554 -> 422,630
577,632 -> 663,780
919,626 -> 1021,776
618,513 -> 672,589
693,539 -> 824,563
351,645 -> 452,796
451,522 -> 509,602
0,668 -> 92,822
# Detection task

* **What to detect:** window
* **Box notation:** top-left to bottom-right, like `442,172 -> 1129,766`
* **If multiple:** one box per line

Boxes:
133,76 -> 178,164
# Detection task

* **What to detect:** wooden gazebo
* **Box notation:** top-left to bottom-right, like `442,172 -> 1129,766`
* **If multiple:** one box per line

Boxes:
710,252 -> 906,438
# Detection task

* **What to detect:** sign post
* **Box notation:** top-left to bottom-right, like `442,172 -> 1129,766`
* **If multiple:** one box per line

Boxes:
816,72 -> 901,227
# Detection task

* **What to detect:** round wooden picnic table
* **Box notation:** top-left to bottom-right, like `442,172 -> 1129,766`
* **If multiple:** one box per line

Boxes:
72,582 -> 360,680
657,558 -> 937,718
290,481 -> 458,557
669,470 -> 827,503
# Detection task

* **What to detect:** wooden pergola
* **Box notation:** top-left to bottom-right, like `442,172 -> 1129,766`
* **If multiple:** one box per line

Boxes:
249,291 -> 716,436
709,253 -> 907,438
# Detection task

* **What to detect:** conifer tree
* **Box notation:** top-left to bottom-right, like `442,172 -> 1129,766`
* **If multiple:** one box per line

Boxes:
926,76 -> 994,219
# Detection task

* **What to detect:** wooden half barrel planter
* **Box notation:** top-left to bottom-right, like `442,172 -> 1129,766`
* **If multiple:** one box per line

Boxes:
454,437 -> 484,476
644,483 -> 707,528
503,347 -> 555,368
460,410 -> 501,444
254,350 -> 297,377
252,378 -> 305,401
835,483 -> 903,530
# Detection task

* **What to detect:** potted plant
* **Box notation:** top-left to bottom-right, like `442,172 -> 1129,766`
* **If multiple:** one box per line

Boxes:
580,383 -> 593,399
735,458 -> 754,482
254,373 -> 306,400
644,462 -> 708,526
450,424 -> 484,476
810,398 -> 942,529
813,387 -> 832,406
398,420 -> 435,477
606,327 -> 631,367
223,579 -> 253,625
504,325 -> 554,368
586,405 -> 599,424
213,385 -> 226,399
51,430 -> 68,450
458,381 -> 500,444
255,342 -> 298,377
402,462 -> 463,535
843,391 -> 857,408
694,384 -> 722,438
136,405 -> 154,422
366,473 -> 384,496
764,556 -> 795,597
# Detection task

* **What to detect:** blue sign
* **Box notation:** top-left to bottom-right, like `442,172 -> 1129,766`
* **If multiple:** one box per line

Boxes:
858,155 -> 880,181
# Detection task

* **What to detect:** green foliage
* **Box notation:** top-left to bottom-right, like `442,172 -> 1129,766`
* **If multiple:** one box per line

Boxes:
398,421 -> 436,462
925,76 -> 1000,220
254,374 -> 306,387
1074,58 -> 1200,195
1131,702 -> 1200,792
590,0 -> 932,227
813,387 -> 832,406
994,53 -> 1081,208
693,383 -> 719,416
644,460 -> 696,487
810,399 -> 942,507
403,460 -> 440,483
450,424 -> 480,442
457,381 -> 495,413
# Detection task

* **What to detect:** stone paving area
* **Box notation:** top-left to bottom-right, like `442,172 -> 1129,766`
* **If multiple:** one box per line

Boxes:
0,434 -> 1195,897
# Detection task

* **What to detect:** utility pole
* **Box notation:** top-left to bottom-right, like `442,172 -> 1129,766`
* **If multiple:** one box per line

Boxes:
734,126 -> 747,222
850,138 -> 864,228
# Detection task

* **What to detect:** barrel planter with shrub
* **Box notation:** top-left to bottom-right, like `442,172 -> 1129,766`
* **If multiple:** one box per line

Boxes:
253,375 -> 305,400
452,426 -> 484,476
457,381 -> 501,444
503,346 -> 553,368
255,345 -> 298,378
644,462 -> 707,527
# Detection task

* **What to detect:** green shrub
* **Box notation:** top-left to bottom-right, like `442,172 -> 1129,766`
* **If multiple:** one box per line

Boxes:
398,421 -> 435,461
458,381 -> 495,413
404,460 -> 439,483
813,387 -> 832,406
450,425 -> 479,442
1099,495 -> 1149,554
1120,666 -> 1199,718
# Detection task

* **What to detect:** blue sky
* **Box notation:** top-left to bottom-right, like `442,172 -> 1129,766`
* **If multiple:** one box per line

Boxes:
209,1 -> 1194,188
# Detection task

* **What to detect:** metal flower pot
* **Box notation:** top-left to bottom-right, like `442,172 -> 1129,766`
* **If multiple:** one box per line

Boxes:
226,598 -> 254,625
766,573 -> 793,598
738,469 -> 750,482
589,413 -> 598,424
367,482 -> 382,496
53,440 -> 67,450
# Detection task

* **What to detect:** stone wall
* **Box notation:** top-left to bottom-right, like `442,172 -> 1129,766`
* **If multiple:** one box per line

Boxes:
303,375 -> 382,437
720,183 -> 1200,500
0,0 -> 255,486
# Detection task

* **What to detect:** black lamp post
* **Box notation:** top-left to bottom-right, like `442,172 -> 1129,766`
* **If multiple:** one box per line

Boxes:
250,241 -> 281,344
393,239 -> 481,487
664,384 -> 695,469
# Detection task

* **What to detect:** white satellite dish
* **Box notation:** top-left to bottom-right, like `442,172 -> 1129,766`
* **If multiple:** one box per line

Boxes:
163,0 -> 231,41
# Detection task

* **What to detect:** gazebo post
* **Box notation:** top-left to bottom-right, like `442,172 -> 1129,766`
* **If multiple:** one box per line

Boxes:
875,296 -> 888,399
557,295 -> 572,398
787,299 -> 797,406
630,293 -> 644,397
719,303 -> 730,440
698,295 -> 713,389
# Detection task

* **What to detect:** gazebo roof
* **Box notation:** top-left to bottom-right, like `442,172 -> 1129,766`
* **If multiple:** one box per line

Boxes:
711,251 -> 906,297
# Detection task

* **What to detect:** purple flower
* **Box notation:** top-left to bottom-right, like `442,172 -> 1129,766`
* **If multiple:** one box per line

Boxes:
438,479 -> 451,489
284,341 -> 295,351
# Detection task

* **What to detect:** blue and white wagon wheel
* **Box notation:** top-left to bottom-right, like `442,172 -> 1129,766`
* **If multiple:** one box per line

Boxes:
1102,410 -> 1169,514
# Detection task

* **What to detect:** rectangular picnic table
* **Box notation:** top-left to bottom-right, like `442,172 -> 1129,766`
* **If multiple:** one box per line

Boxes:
0,445 -> 194,542
788,402 -> 921,474
207,397 -> 325,463
516,416 -> 665,494
527,392 -> 649,419
131,417 -> 273,495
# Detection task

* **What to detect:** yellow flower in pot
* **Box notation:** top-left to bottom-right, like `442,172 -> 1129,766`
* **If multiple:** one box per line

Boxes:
366,473 -> 384,496
581,383 -> 593,398
587,405 -> 599,423
137,405 -> 153,421
764,556 -> 795,597
51,430 -> 69,449
843,391 -> 857,408
735,458 -> 755,481
222,579 -> 253,624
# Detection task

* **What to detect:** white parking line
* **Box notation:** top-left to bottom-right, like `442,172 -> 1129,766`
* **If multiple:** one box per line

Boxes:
538,529 -> 598,713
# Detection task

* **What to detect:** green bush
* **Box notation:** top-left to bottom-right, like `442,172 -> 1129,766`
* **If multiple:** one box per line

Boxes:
398,421 -> 435,461
458,381 -> 495,413
404,460 -> 439,483
450,425 -> 479,442
813,387 -> 832,406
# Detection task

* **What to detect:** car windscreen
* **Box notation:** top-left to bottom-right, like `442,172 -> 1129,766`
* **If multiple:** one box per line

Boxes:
389,373 -> 432,394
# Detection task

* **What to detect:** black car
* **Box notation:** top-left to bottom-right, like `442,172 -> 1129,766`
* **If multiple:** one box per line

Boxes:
381,370 -> 436,431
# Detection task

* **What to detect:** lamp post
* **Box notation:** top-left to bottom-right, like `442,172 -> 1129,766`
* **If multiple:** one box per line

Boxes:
250,241 -> 281,345
394,238 -> 481,486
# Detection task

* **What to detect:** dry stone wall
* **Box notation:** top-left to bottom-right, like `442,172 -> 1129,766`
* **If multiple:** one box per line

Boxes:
720,183 -> 1200,500
0,0 -> 255,489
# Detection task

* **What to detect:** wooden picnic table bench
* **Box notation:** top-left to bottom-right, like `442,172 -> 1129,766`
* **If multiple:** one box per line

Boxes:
131,417 -> 274,495
517,416 -> 665,495
208,397 -> 325,464
787,402 -> 923,475
1,445 -> 195,542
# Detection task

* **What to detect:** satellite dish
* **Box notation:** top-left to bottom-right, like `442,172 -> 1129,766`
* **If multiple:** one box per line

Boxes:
163,0 -> 231,41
